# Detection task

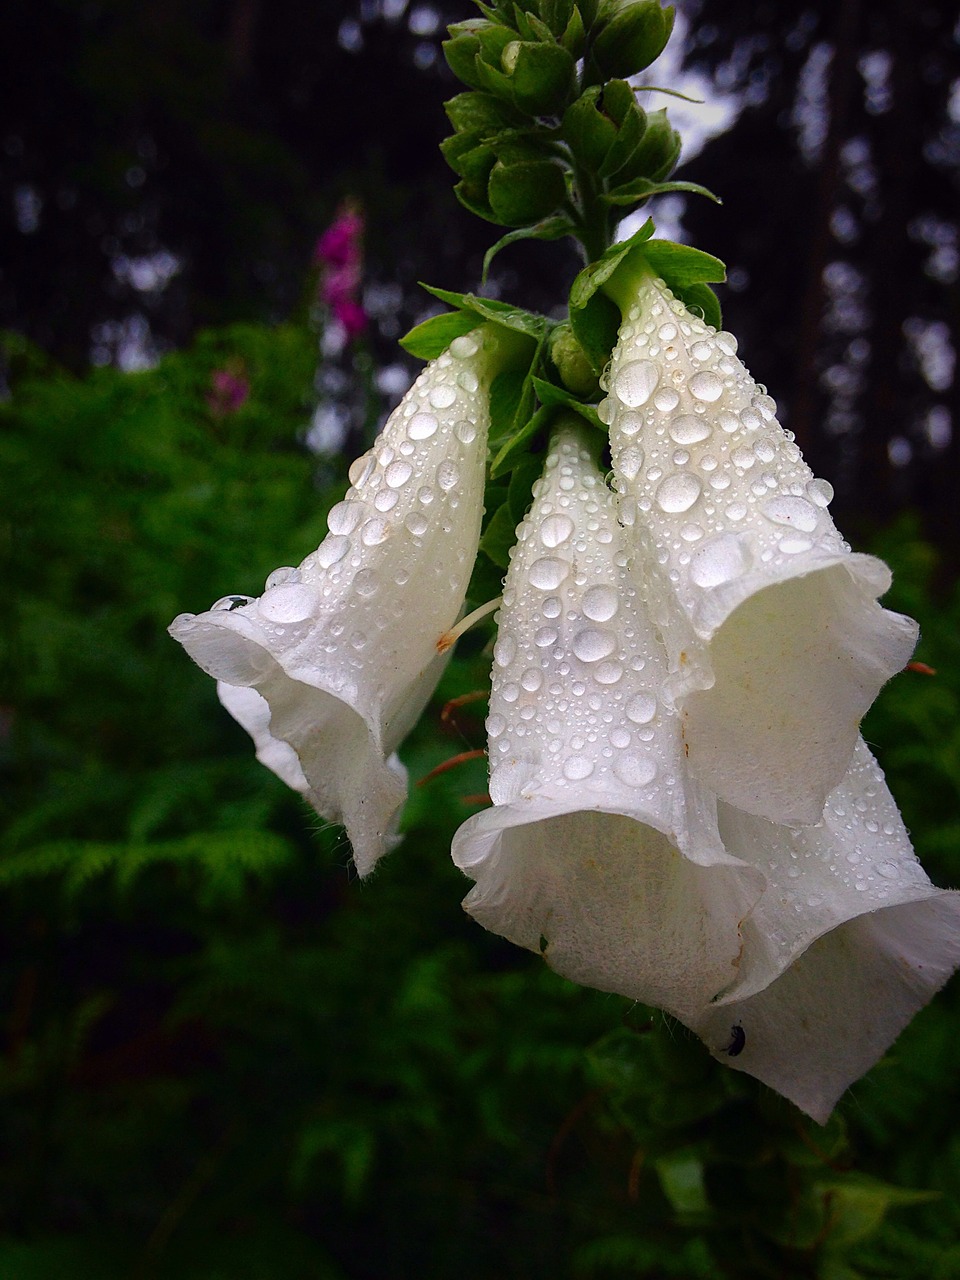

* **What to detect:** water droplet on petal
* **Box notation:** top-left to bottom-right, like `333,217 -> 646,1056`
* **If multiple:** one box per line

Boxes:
316,535 -> 351,568
528,558 -> 569,591
211,594 -> 253,612
572,629 -> 616,663
486,713 -> 506,739
521,667 -> 543,692
450,333 -> 479,359
582,584 -> 619,622
348,455 -> 375,487
455,419 -> 477,444
616,446 -> 644,482
437,461 -> 459,491
691,340 -> 714,362
653,386 -> 680,412
762,494 -> 819,533
615,755 -> 657,787
534,626 -> 558,648
539,514 -> 574,548
259,583 -> 316,623
327,500 -> 363,535
494,635 -> 516,668
669,414 -> 712,446
429,384 -> 457,409
807,478 -> 834,508
374,488 -> 399,513
778,534 -> 814,554
361,518 -> 390,546
689,533 -> 749,588
407,412 -> 439,440
563,756 -> 594,781
626,693 -> 657,724
265,566 -> 299,590
614,359 -> 660,408
594,660 -> 623,685
689,370 -> 724,402
655,473 -> 702,513
405,512 -> 428,537
385,459 -> 413,489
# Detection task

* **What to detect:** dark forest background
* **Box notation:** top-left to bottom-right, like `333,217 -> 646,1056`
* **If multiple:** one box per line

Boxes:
3,2 -> 960,1277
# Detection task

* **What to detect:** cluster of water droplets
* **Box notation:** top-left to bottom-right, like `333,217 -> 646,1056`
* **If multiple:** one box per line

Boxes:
600,277 -> 846,620
487,424 -> 681,815
172,328 -> 493,705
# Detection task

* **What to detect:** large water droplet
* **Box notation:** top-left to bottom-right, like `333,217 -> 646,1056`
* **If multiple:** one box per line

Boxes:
655,473 -> 702,513
348,455 -> 375,487
689,370 -> 724,403
259,583 -> 316,623
572,629 -> 616,663
374,488 -> 399,513
450,333 -> 480,359
486,712 -> 506,739
455,419 -> 477,444
689,533 -> 749,588
614,359 -> 660,408
494,635 -> 517,668
211,594 -> 253,612
762,494 -> 819,533
316,535 -> 351,568
265,566 -> 299,590
407,412 -> 439,440
528,558 -> 570,590
582,584 -> 619,622
563,756 -> 594,781
690,340 -> 714,362
653,386 -> 680,412
807,478 -> 834,508
669,414 -> 712,446
405,512 -> 428,537
437,461 -> 460,491
328,500 -> 363,535
521,667 -> 543,692
361,518 -> 390,546
617,446 -> 644,482
385,460 -> 413,489
539,514 -> 574,548
429,384 -> 457,409
626,692 -> 657,724
594,660 -> 623,685
615,755 -> 657,787
534,626 -> 558,648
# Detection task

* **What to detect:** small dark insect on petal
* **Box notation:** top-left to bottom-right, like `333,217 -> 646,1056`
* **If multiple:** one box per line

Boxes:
724,1023 -> 746,1057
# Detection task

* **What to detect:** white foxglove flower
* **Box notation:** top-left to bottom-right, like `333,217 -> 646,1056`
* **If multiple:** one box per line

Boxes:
171,326 -> 517,876
683,740 -> 960,1123
452,419 -> 765,1014
602,272 -> 918,825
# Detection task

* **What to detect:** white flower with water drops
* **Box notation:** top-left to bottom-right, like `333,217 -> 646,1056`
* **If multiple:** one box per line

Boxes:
601,268 -> 919,825
452,418 -> 765,1016
170,325 -> 523,876
684,740 -> 960,1123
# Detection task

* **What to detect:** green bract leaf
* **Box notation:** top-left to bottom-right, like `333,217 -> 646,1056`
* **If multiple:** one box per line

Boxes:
640,239 -> 726,289
482,217 -> 575,283
568,220 -> 655,372
538,0 -> 575,38
506,41 -> 576,115
507,452 -> 543,523
454,178 -> 497,222
490,402 -> 552,477
625,107 -> 681,181
531,377 -> 605,431
562,87 -> 617,170
419,284 -> 547,341
596,99 -> 647,180
602,177 -> 721,205
445,91 -> 523,134
398,311 -> 482,360
487,158 -> 566,225
559,5 -> 586,56
569,218 -> 655,311
675,280 -> 721,331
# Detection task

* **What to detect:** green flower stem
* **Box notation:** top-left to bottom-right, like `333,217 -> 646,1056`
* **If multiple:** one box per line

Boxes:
569,156 -> 611,264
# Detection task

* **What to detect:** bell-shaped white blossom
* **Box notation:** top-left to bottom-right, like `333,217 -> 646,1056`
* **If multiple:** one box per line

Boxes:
452,419 -> 765,1015
682,740 -> 960,1123
601,272 -> 918,825
171,326 -> 518,876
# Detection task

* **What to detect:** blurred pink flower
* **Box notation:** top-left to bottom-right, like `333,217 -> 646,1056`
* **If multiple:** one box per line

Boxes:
207,366 -> 250,416
315,203 -> 367,341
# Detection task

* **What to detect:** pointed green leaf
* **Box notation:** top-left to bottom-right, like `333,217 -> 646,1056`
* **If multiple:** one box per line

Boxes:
482,217 -> 574,282
531,377 -> 605,431
603,177 -> 721,205
398,311 -> 483,360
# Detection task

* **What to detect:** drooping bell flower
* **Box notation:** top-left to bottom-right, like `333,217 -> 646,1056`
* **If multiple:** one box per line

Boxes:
171,325 -> 524,876
601,267 -> 918,825
683,740 -> 960,1123
452,417 -> 765,1014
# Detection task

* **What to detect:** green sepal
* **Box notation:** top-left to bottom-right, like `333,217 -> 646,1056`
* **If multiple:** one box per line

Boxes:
482,216 -> 575,283
398,310 -> 483,360
596,99 -> 647,180
471,55 -> 516,102
599,237 -> 726,332
490,402 -> 553,477
591,2 -> 675,80
488,157 -> 566,225
444,91 -> 524,134
419,284 -> 547,342
626,107 -> 681,181
441,131 -> 498,182
531,377 -> 605,432
568,219 -> 655,371
505,41 -> 576,115
489,366 -> 530,443
640,239 -> 726,290
454,178 -> 497,222
559,5 -> 586,56
562,87 -> 617,170
538,0 -> 575,37
673,281 -> 721,331
603,177 -> 721,205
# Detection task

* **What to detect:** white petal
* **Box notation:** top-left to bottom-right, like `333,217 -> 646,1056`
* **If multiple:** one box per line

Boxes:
216,682 -> 309,793
684,740 -> 960,1122
452,419 -> 764,1015
171,326 -> 506,874
605,275 -> 917,822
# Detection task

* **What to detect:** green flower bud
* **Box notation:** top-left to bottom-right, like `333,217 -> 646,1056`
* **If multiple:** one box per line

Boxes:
550,324 -> 601,397
626,106 -> 681,182
591,1 -> 674,80
487,158 -> 567,226
502,40 -> 577,115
